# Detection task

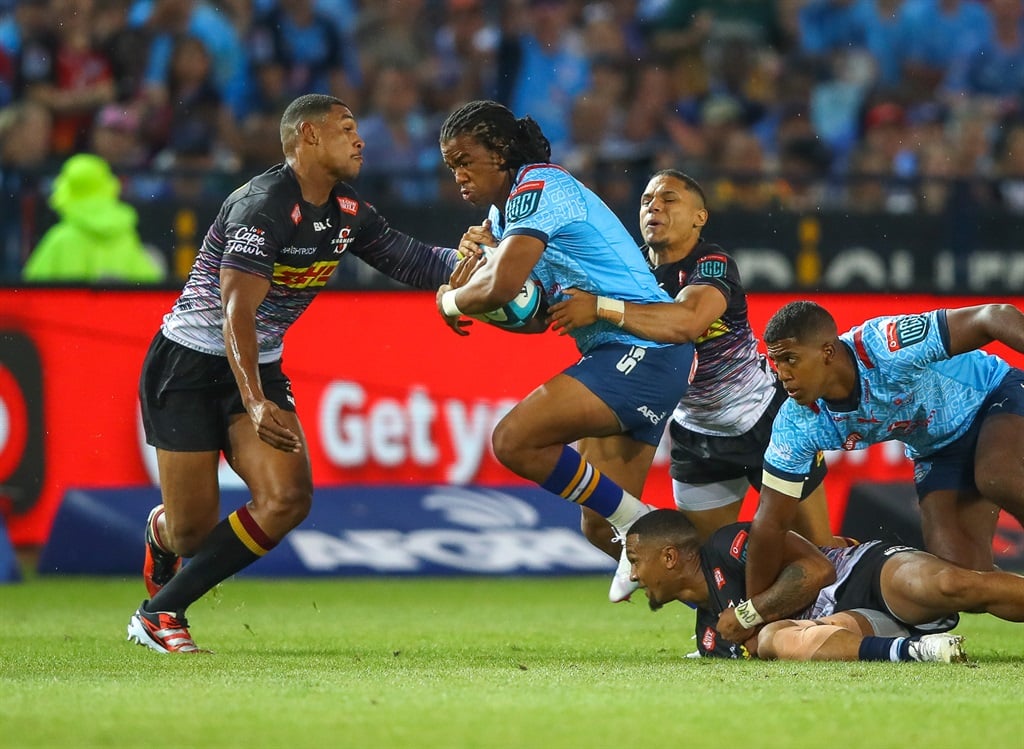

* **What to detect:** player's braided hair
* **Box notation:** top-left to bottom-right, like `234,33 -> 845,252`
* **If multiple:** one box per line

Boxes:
280,93 -> 348,153
439,100 -> 551,172
764,301 -> 838,344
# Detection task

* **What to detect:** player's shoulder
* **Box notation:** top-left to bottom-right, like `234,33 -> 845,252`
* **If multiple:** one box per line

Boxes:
693,241 -> 734,263
223,164 -> 300,214
517,162 -> 575,185
775,393 -> 824,425
843,310 -> 942,362
513,162 -> 585,199
690,242 -> 739,278
704,522 -> 752,562
329,180 -> 373,218
507,163 -> 582,222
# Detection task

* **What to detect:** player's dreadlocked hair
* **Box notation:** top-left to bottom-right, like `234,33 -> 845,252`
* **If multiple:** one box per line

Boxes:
650,169 -> 707,207
628,509 -> 701,556
439,100 -> 551,172
280,93 -> 348,154
764,301 -> 838,344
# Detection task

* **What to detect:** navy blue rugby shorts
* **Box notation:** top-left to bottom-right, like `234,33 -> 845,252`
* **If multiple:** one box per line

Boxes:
563,342 -> 695,446
914,368 -> 1024,496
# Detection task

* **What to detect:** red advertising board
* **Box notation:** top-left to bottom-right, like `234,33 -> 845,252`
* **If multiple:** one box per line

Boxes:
1,289 -> 1022,547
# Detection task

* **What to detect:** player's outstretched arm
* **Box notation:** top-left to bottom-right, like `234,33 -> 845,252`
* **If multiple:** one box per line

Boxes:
945,303 -> 1024,356
548,284 -> 726,341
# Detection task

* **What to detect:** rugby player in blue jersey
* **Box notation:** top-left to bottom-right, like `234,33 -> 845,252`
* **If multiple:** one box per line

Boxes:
730,301 -> 1024,643
435,100 -> 696,590
127,94 -> 465,653
542,170 -> 844,606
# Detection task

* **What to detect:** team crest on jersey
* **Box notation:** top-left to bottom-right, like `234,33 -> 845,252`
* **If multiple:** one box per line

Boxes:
713,567 -> 726,589
885,315 -> 929,351
842,431 -> 864,450
290,204 -> 302,225
337,197 -> 359,215
729,530 -> 748,562
506,180 -> 544,221
698,254 -> 728,278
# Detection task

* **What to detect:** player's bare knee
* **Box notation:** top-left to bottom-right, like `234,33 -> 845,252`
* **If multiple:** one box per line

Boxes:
490,421 -> 522,471
756,621 -> 792,660
258,486 -> 313,529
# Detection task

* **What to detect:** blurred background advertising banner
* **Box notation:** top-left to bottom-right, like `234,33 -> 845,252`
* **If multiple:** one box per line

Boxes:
0,289 -> 1022,557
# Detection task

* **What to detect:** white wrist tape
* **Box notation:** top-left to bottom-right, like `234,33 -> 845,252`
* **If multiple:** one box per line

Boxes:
596,296 -> 626,328
440,289 -> 463,317
733,599 -> 764,629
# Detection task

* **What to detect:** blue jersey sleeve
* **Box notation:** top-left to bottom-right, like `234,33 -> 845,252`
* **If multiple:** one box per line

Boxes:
848,310 -> 951,378
503,165 -> 587,242
762,400 -> 835,498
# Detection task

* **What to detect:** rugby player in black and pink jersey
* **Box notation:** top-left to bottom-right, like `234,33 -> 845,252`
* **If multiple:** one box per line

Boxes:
128,94 -> 464,653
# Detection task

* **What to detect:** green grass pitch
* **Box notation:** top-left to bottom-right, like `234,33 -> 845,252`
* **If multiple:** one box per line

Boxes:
2,575 -> 1023,748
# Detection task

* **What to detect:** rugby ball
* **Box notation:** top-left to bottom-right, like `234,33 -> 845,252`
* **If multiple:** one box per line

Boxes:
472,277 -> 546,330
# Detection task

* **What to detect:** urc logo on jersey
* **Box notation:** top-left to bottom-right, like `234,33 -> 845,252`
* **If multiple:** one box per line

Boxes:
886,314 -> 930,351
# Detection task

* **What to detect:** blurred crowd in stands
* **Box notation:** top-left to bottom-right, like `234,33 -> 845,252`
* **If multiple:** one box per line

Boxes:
1,0 -> 1024,219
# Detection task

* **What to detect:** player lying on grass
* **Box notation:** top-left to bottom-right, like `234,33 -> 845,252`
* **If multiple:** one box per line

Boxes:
625,509 -> 1024,662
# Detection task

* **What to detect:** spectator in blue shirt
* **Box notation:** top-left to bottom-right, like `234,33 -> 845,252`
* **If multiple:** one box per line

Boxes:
499,0 -> 591,160
901,0 -> 993,98
944,0 -> 1024,105
798,0 -> 873,56
129,0 -> 250,120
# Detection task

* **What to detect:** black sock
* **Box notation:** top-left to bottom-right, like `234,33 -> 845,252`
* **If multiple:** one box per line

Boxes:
146,505 -> 276,614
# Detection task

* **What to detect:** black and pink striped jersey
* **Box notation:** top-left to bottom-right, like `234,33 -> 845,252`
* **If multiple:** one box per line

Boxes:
162,163 -> 459,362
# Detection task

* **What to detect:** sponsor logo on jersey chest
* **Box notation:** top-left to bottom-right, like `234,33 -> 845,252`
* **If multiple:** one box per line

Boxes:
225,226 -> 268,257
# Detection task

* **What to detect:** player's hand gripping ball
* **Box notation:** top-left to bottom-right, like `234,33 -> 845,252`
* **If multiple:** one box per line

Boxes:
471,276 -> 547,330
465,246 -> 547,330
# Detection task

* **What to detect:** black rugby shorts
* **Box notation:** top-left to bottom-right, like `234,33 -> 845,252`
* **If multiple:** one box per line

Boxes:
139,332 -> 295,451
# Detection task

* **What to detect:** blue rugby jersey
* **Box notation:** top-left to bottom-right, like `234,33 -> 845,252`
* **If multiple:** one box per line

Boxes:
763,309 -> 1010,494
487,163 -> 675,354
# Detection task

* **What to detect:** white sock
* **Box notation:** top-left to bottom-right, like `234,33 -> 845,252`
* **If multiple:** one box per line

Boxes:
890,638 -> 906,662
607,493 -> 651,536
